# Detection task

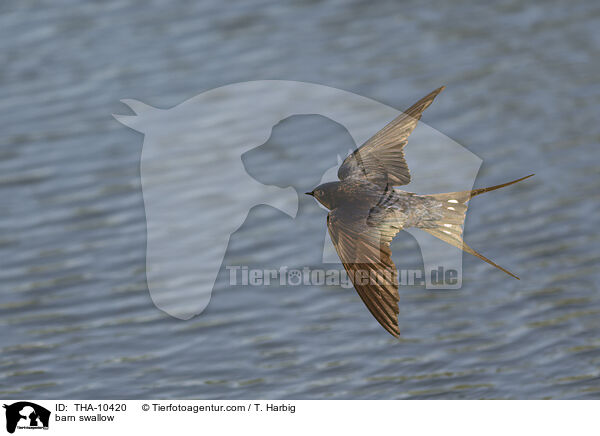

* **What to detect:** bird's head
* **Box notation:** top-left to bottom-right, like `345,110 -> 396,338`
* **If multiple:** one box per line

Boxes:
305,181 -> 340,210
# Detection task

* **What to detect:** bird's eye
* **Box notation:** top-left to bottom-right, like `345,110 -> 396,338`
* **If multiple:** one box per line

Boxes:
316,190 -> 323,196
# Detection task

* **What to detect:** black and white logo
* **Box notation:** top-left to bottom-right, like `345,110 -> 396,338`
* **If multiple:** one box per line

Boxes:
3,402 -> 50,434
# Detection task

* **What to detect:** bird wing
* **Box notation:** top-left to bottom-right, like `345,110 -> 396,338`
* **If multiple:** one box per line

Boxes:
327,207 -> 404,337
338,86 -> 445,187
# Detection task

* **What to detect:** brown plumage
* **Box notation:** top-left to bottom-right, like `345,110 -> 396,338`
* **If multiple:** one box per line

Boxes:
306,87 -> 533,338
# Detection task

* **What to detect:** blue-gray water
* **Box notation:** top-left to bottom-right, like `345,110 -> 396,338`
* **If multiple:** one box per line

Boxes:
1,0 -> 599,399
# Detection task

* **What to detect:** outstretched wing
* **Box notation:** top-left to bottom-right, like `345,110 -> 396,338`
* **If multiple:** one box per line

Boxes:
338,86 -> 445,187
327,207 -> 404,337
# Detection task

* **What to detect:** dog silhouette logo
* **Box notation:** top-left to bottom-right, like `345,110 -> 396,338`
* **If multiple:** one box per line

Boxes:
3,402 -> 50,433
114,80 -> 482,320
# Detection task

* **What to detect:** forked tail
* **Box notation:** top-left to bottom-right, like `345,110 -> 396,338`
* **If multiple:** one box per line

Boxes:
419,174 -> 534,279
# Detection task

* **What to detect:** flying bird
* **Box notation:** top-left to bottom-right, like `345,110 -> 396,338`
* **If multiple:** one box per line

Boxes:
306,86 -> 533,337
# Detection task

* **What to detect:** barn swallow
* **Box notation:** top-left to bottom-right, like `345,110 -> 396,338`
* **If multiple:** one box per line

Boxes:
306,86 -> 533,337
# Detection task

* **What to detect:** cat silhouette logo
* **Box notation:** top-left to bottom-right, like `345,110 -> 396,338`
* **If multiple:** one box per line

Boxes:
3,402 -> 50,433
114,80 -> 481,320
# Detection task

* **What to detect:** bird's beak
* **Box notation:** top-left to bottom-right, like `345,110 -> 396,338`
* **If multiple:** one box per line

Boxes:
305,191 -> 314,196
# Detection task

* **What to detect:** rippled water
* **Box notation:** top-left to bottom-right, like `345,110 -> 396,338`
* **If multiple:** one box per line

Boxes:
1,0 -> 599,399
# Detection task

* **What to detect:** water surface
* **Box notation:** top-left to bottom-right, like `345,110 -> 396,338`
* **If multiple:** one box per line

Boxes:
0,0 -> 599,399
